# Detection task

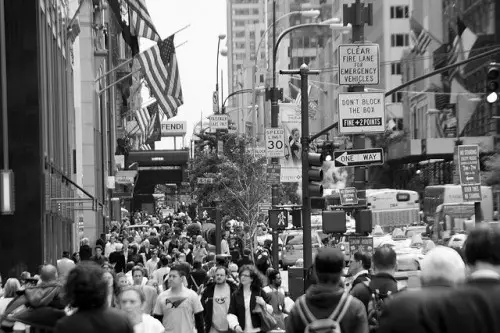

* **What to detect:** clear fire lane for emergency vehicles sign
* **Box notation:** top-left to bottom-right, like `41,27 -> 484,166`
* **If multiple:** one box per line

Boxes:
338,44 -> 380,85
338,92 -> 385,134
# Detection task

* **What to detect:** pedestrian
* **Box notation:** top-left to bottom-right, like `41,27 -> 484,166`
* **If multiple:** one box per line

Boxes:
377,246 -> 466,333
227,265 -> 273,333
285,248 -> 367,333
153,264 -> 205,333
345,251 -> 371,291
54,262 -> 134,333
119,286 -> 165,333
57,251 -> 76,280
131,266 -> 158,315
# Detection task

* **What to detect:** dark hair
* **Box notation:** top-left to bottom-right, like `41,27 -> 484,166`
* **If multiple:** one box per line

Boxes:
267,268 -> 280,283
193,261 -> 202,269
62,251 -> 70,258
238,265 -> 264,292
160,254 -> 169,266
171,262 -> 190,277
131,266 -> 145,277
372,245 -> 397,271
64,262 -> 107,310
215,265 -> 229,276
243,249 -> 252,256
95,245 -> 103,251
353,251 -> 372,270
464,224 -> 500,266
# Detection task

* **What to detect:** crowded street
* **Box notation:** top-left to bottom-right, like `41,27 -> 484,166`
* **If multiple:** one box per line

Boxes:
1,0 -> 500,333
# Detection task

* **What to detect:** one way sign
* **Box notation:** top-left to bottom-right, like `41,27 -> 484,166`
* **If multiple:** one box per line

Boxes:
334,148 -> 384,167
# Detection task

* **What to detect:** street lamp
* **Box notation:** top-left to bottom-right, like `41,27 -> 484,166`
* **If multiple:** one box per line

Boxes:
216,34 -> 226,114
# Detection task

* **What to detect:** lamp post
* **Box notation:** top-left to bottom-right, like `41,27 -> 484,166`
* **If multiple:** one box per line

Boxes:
266,16 -> 349,269
215,34 -> 226,114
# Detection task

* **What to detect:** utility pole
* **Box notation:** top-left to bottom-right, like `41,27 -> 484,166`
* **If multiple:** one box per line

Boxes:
343,0 -> 373,205
267,0 -> 283,270
281,64 -> 320,269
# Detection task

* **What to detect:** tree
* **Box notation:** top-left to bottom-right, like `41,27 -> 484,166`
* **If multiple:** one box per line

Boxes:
189,133 -> 270,253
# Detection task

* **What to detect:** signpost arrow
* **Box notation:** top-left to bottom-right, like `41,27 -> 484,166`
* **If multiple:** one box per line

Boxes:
333,148 -> 384,167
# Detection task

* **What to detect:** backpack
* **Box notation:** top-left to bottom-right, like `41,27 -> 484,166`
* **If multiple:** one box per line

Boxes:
296,291 -> 353,333
363,279 -> 403,333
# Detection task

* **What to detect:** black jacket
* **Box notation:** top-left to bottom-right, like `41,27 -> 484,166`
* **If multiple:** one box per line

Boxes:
350,272 -> 399,311
55,307 -> 134,333
228,288 -> 271,331
79,245 -> 92,261
377,284 -> 455,333
201,280 -> 238,332
420,276 -> 500,333
286,284 -> 368,333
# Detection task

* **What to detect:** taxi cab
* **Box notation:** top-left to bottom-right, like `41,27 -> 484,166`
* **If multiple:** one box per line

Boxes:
281,229 -> 327,269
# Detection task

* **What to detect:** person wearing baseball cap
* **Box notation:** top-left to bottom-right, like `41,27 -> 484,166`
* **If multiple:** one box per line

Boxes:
286,248 -> 368,333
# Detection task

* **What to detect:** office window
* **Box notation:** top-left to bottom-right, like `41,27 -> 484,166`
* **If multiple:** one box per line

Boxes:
391,34 -> 409,47
252,8 -> 259,15
234,21 -> 246,27
392,91 -> 403,103
235,31 -> 245,38
390,6 -> 409,18
391,63 -> 402,75
250,31 -> 255,39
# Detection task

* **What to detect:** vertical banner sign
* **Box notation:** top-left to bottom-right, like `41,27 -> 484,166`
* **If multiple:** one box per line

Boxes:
279,104 -> 302,182
265,128 -> 285,158
212,91 -> 219,113
457,145 -> 482,202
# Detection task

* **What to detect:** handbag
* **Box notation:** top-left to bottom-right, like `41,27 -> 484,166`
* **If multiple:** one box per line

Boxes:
253,304 -> 278,332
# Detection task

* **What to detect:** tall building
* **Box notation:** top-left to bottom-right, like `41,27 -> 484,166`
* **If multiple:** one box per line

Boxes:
226,0 -> 267,138
0,0 -> 127,277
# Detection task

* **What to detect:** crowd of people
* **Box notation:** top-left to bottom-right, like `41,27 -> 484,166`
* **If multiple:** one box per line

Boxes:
1,209 -> 500,333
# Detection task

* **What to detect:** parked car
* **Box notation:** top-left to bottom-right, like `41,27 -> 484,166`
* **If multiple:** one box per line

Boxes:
281,230 -> 326,269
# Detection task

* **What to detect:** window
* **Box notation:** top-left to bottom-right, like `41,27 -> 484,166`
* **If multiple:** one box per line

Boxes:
234,8 -> 249,15
252,8 -> 259,15
390,6 -> 409,19
235,21 -> 246,27
250,31 -> 255,39
391,34 -> 409,47
235,31 -> 245,38
392,91 -> 403,103
391,63 -> 402,75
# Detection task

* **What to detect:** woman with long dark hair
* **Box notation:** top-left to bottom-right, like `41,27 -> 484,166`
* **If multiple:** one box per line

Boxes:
227,265 -> 273,333
55,262 -> 134,333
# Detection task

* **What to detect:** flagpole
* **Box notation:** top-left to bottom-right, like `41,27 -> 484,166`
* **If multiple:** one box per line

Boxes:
68,0 -> 85,31
97,67 -> 141,95
94,40 -> 188,82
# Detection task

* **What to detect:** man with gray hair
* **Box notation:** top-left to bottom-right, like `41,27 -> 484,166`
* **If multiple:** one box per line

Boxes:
376,246 -> 465,333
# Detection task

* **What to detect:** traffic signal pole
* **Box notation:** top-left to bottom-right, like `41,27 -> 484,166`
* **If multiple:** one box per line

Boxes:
281,64 -> 320,269
344,0 -> 373,205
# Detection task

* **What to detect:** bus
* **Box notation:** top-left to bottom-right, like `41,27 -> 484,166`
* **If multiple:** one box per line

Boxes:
423,185 -> 493,224
324,188 -> 420,230
366,189 -> 420,229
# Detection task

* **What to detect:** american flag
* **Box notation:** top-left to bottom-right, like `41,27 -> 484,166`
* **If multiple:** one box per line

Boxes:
138,35 -> 183,119
134,101 -> 158,143
447,17 -> 467,81
126,0 -> 161,42
410,17 -> 432,55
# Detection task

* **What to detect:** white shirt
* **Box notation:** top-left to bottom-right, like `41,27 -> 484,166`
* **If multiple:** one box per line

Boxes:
221,239 -> 230,255
134,314 -> 165,333
105,242 -> 117,257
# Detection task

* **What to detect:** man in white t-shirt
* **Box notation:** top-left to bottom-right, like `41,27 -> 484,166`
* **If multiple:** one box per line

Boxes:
153,264 -> 205,333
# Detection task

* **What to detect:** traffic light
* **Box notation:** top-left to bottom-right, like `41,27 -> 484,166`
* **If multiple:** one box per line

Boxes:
308,152 -> 324,197
291,209 -> 302,228
316,141 -> 334,161
486,63 -> 499,104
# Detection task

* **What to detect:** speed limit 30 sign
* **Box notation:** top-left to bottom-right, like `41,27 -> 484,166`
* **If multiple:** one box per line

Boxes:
265,128 -> 285,158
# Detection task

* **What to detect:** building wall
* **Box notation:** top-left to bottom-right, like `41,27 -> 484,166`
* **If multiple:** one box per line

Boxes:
0,0 -> 75,277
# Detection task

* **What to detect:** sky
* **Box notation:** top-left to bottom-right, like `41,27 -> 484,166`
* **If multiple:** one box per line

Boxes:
143,0 -> 229,148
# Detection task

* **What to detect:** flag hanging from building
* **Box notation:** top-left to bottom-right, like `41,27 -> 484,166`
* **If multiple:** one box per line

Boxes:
138,34 -> 183,119
409,17 -> 432,55
126,0 -> 161,42
447,17 -> 477,81
67,18 -> 81,44
134,101 -> 157,145
147,102 -> 162,141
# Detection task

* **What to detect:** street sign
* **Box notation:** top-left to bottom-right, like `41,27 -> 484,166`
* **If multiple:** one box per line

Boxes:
212,91 -> 219,113
461,184 -> 482,202
269,209 -> 288,230
197,178 -> 214,184
266,164 -> 281,185
160,121 -> 187,137
265,128 -> 285,157
338,44 -> 380,85
348,236 -> 374,260
334,148 -> 384,167
340,187 -> 358,205
457,145 -> 481,185
258,203 -> 272,216
338,92 -> 385,134
209,114 -> 228,129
